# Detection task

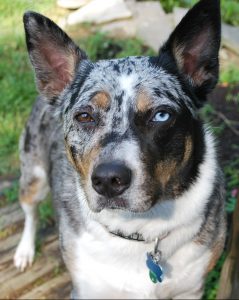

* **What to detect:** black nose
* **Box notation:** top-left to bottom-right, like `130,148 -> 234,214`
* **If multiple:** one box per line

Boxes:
91,162 -> 132,197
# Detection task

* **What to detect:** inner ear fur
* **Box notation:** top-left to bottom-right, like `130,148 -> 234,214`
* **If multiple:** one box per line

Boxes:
23,11 -> 87,102
160,0 -> 221,104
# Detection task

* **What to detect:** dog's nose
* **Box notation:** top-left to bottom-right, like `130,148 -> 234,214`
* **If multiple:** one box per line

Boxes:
91,162 -> 132,197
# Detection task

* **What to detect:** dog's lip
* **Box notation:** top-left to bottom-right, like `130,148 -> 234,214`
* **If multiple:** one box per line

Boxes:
97,197 -> 129,211
94,196 -> 154,213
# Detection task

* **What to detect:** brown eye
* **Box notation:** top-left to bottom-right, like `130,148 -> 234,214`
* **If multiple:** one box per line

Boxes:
75,112 -> 95,123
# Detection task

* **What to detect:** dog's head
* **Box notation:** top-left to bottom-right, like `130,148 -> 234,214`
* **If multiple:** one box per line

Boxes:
23,0 -> 221,213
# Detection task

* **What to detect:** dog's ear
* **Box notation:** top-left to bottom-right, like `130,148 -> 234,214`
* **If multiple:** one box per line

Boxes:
23,11 -> 87,103
161,0 -> 221,105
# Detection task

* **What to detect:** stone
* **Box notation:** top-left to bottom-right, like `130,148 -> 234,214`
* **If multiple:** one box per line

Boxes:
220,48 -> 229,60
172,7 -> 188,27
101,19 -> 137,38
57,0 -> 91,9
222,23 -> 239,55
127,1 -> 174,52
64,0 -> 132,26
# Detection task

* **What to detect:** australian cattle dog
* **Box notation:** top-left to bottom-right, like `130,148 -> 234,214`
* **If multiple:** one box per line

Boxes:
14,0 -> 226,298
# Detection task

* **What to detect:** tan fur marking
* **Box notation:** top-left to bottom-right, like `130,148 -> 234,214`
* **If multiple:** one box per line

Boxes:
65,141 -> 80,170
66,140 -> 101,180
136,91 -> 151,112
80,146 -> 101,180
65,142 -> 87,178
156,160 -> 178,188
92,92 -> 110,110
20,178 -> 41,204
182,136 -> 193,165
206,241 -> 224,273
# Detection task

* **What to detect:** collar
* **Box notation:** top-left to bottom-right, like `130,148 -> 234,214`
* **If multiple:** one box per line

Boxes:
110,230 -> 145,241
109,230 -> 169,243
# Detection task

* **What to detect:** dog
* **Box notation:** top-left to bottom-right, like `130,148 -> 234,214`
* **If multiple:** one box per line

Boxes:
14,0 -> 226,298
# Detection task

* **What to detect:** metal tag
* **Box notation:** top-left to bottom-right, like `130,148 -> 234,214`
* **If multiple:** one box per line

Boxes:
146,238 -> 164,284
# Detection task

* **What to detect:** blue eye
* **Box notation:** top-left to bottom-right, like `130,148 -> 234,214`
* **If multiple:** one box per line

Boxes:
152,111 -> 170,122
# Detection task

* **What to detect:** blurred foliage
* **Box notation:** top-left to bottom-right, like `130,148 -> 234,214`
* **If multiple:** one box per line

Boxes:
158,0 -> 239,26
203,253 -> 227,299
77,32 -> 155,61
1,181 -> 19,204
0,0 -> 55,175
38,197 -> 55,228
220,65 -> 239,85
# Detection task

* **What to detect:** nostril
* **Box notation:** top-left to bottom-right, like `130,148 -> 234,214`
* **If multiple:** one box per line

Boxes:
92,177 -> 102,186
111,177 -> 121,187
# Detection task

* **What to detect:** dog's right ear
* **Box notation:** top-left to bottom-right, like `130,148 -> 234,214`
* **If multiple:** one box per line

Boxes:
23,11 -> 87,103
160,0 -> 221,107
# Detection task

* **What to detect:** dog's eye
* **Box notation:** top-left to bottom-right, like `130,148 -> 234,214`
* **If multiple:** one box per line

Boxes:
75,112 -> 95,123
151,111 -> 171,122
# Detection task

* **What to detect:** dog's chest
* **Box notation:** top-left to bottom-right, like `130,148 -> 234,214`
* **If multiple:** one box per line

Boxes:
72,226 -> 210,299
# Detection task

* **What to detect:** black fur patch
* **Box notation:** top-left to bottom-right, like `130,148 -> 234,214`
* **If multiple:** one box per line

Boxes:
24,126 -> 31,152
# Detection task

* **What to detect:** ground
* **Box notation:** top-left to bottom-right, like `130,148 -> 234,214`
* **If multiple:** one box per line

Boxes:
0,0 -> 238,299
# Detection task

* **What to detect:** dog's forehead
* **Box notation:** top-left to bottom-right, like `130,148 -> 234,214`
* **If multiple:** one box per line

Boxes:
66,56 -> 194,113
89,56 -> 181,99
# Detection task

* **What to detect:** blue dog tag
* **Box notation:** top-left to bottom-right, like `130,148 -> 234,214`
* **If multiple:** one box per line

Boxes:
146,252 -> 164,284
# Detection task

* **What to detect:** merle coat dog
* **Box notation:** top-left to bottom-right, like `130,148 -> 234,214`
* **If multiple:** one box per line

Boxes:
14,0 -> 226,298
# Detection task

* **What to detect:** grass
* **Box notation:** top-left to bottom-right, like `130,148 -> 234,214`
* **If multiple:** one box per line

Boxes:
159,0 -> 239,26
1,181 -> 19,204
0,0 -> 54,175
220,65 -> 239,86
0,1 -> 238,298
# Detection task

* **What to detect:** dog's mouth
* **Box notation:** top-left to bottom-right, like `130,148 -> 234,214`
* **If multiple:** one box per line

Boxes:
90,195 -> 156,214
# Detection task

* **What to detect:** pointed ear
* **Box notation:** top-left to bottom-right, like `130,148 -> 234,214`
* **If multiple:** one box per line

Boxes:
161,0 -> 221,105
23,11 -> 87,103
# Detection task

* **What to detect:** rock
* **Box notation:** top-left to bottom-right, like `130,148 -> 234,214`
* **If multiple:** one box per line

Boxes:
172,7 -> 188,27
101,19 -> 137,38
220,48 -> 229,60
222,23 -> 239,55
64,0 -> 132,26
57,0 -> 91,9
127,1 -> 174,52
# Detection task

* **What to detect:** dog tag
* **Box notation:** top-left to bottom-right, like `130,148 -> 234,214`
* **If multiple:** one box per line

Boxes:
146,252 -> 164,283
146,237 -> 163,284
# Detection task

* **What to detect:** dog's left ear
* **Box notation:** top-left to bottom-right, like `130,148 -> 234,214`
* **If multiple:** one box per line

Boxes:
161,0 -> 221,106
23,11 -> 87,103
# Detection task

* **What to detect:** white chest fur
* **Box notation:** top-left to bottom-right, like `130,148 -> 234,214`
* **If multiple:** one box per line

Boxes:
68,130 -> 216,298
70,222 -> 211,299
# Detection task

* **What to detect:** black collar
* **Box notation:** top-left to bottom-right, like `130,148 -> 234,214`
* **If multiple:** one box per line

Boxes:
110,230 -> 145,242
109,230 -> 169,243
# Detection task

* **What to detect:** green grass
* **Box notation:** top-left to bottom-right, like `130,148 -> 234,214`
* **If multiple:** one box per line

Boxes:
159,0 -> 239,26
220,65 -> 239,85
0,0 -> 55,175
38,197 -> 55,228
203,253 -> 227,299
1,181 -> 19,205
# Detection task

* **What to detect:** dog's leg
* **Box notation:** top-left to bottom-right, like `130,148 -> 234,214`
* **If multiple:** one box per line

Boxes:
14,165 -> 49,271
14,202 -> 37,271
